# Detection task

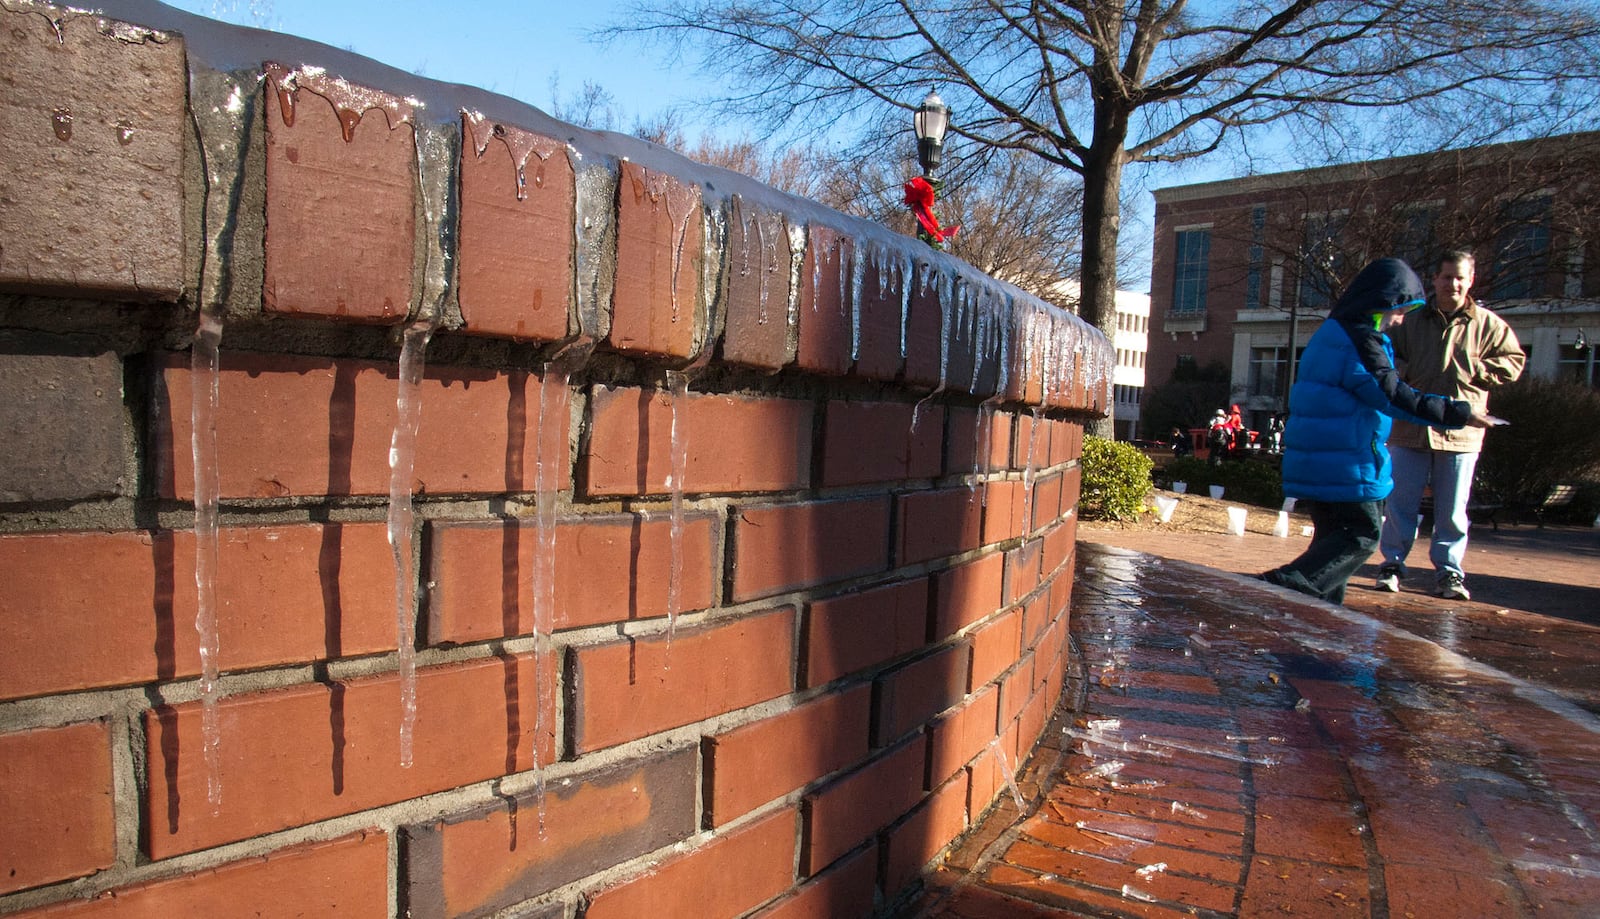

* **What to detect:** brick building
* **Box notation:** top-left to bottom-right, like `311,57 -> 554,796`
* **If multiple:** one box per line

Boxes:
1145,133 -> 1600,436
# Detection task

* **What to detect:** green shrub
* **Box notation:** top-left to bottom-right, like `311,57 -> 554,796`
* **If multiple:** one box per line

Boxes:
1080,436 -> 1153,520
1156,456 -> 1285,508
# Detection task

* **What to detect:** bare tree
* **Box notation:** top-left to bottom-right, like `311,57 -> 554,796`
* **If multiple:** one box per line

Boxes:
607,0 -> 1600,342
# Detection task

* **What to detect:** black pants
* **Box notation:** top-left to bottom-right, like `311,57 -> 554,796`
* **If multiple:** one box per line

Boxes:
1261,500 -> 1382,604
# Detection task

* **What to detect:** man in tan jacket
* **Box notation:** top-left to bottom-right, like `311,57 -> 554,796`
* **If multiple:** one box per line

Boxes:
1376,250 -> 1525,600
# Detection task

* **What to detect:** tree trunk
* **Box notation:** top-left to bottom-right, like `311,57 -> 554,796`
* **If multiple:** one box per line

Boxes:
1078,116 -> 1128,439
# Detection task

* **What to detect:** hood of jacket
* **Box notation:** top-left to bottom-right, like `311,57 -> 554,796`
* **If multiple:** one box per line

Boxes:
1330,258 -> 1425,322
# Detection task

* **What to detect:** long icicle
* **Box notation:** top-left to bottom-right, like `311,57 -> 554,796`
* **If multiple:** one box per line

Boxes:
531,362 -> 568,834
389,319 -> 434,768
190,308 -> 225,811
664,370 -> 691,663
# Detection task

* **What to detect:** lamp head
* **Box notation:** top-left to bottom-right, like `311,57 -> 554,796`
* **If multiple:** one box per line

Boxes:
914,90 -> 950,174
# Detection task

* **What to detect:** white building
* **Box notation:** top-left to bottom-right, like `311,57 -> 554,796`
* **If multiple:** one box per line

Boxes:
1111,289 -> 1151,441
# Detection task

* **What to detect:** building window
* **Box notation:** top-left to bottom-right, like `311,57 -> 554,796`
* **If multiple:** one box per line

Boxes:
1245,205 -> 1267,310
1248,347 -> 1290,400
1299,212 -> 1347,311
1396,205 -> 1438,274
1172,229 -> 1211,315
1492,195 -> 1551,300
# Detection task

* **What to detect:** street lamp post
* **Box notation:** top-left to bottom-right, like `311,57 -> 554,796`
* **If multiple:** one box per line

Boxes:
904,90 -> 958,247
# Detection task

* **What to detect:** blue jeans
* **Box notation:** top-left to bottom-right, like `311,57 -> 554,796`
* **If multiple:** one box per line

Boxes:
1263,500 -> 1382,605
1379,445 -> 1479,581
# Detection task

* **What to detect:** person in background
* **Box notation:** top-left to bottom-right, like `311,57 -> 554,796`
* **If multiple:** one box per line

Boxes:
1206,409 -> 1230,465
1375,250 -> 1524,600
1226,403 -> 1247,453
1171,426 -> 1193,457
1261,258 -> 1492,604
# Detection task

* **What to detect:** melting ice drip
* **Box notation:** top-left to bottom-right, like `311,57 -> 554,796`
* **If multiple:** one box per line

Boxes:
987,738 -> 1027,810
190,309 -> 225,810
635,168 -> 700,326
530,364 -> 569,832
388,320 -> 434,768
663,371 -> 691,661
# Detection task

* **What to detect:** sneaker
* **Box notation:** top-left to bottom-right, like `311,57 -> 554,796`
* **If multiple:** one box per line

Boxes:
1375,565 -> 1401,593
1437,573 -> 1471,601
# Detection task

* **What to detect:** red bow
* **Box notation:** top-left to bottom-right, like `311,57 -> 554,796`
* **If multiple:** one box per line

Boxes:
903,176 -> 960,243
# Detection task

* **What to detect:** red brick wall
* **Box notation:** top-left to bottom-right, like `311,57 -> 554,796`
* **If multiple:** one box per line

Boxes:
0,3 -> 1110,917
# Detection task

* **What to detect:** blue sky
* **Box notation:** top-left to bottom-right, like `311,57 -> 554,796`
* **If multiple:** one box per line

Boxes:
164,0 -> 719,133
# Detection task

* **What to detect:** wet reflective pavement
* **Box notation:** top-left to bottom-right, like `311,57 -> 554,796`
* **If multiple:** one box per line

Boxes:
902,544 -> 1600,917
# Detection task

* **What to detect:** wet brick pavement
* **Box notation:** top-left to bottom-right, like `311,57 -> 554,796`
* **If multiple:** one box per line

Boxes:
901,543 -> 1600,918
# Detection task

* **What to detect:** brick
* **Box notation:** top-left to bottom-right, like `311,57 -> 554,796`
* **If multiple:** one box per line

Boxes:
569,607 -> 795,753
875,643 -> 969,745
456,117 -> 572,341
705,684 -> 872,826
722,196 -> 796,371
820,400 -> 943,487
1031,471 -> 1063,532
901,262 -> 945,388
750,843 -> 877,919
1042,518 -> 1075,577
897,488 -> 984,566
1006,838 -> 1239,914
404,747 -> 697,918
426,512 -> 716,643
0,9 -> 183,299
803,579 -> 930,688
928,687 -> 1001,786
0,525 -> 394,701
852,247 -> 908,382
981,480 -> 1027,545
143,654 -> 554,858
731,497 -> 891,602
883,772 -> 969,894
0,353 -> 124,503
970,609 -> 1022,691
585,808 -> 797,919
610,161 -> 702,359
804,736 -> 928,874
1058,463 -> 1082,512
1248,797 -> 1363,870
1005,539 -> 1043,604
932,552 -> 1005,640
1386,864 -> 1520,919
0,722 -> 114,895
155,353 -> 566,499
796,225 -> 854,375
584,385 -> 812,497
264,65 -> 415,322
1239,858 -> 1368,917
945,406 -> 1012,478
17,832 -> 388,918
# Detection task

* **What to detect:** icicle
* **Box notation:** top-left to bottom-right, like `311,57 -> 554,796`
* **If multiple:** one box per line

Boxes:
571,153 -> 617,339
988,739 -> 1027,810
190,308 -> 225,811
530,362 -> 569,835
898,252 -> 914,361
388,319 -> 434,768
911,267 -> 955,431
664,370 -> 691,659
1121,884 -> 1157,903
785,222 -> 806,335
1021,406 -> 1044,535
1172,801 -> 1210,820
849,238 -> 866,362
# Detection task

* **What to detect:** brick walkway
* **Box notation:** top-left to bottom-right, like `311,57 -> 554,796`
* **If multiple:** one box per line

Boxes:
901,543 -> 1600,918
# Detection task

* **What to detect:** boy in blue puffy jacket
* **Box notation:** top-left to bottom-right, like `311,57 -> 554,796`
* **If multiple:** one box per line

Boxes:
1260,258 -> 1492,603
